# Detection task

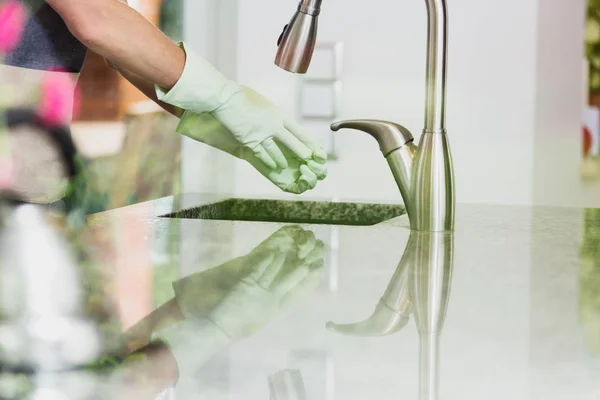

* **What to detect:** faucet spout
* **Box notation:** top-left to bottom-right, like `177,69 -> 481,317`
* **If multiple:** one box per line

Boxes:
330,120 -> 414,157
331,120 -> 418,217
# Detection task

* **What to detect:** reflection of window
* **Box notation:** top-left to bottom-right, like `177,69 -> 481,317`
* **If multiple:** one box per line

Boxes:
288,350 -> 335,400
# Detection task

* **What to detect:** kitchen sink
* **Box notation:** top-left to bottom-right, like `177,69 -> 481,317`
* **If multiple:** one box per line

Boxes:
160,198 -> 405,226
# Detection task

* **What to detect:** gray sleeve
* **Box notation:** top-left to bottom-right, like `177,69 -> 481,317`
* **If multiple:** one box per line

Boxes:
4,2 -> 87,73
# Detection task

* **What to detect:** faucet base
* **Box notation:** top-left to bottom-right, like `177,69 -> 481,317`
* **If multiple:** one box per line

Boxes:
409,132 -> 455,232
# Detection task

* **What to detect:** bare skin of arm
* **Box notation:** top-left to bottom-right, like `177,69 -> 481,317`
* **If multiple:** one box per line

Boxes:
45,0 -> 185,91
114,65 -> 185,118
121,298 -> 185,353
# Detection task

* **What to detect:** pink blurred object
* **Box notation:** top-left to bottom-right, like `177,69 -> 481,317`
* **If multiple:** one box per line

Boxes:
38,70 -> 81,127
0,0 -> 26,54
0,158 -> 14,189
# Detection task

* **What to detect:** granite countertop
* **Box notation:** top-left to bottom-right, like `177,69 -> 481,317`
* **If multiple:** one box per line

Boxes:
7,194 -> 599,399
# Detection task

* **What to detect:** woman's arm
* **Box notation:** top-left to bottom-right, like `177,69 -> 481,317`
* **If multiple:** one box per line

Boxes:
113,64 -> 185,118
46,0 -> 185,90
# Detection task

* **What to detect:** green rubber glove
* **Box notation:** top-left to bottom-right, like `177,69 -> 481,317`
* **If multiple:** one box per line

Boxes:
156,42 -> 327,170
173,226 -> 325,340
177,108 -> 327,194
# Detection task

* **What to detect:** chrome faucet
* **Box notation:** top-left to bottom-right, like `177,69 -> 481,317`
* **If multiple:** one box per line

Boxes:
275,0 -> 322,74
327,231 -> 455,400
275,0 -> 455,232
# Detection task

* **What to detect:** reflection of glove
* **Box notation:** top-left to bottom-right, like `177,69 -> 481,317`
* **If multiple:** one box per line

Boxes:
177,110 -> 326,194
174,226 -> 325,340
156,42 -> 327,170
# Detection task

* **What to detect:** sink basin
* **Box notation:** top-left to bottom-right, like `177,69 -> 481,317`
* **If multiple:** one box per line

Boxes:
160,198 -> 405,226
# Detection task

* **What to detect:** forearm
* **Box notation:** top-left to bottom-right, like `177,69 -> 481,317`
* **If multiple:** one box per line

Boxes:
125,300 -> 233,373
122,298 -> 185,353
47,0 -> 185,90
114,64 -> 185,118
118,341 -> 180,397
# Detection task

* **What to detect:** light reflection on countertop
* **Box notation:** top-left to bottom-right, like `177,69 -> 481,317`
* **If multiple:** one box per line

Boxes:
2,194 -> 599,399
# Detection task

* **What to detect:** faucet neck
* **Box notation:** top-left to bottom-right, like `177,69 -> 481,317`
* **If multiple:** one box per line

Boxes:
423,0 -> 448,134
299,0 -> 322,16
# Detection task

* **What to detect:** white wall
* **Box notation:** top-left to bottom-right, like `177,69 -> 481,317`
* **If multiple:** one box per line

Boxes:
183,0 -> 588,207
181,0 -> 238,195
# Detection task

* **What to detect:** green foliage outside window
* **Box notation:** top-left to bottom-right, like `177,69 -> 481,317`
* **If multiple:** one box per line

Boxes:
586,0 -> 600,93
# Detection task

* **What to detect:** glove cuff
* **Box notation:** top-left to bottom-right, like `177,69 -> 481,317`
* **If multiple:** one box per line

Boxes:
155,42 -> 240,113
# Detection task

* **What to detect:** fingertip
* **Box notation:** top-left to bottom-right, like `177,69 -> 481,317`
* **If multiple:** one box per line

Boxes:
254,146 -> 277,169
285,182 -> 303,194
313,148 -> 328,163
310,259 -> 325,270
299,164 -> 311,175
307,160 -> 328,180
262,138 -> 288,169
278,156 -> 289,169
298,180 -> 309,193
299,165 -> 318,189
315,240 -> 325,252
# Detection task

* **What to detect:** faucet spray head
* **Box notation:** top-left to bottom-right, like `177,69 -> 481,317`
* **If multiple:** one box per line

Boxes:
275,0 -> 322,74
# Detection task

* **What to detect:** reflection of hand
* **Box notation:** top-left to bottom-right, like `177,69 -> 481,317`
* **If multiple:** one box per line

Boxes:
176,226 -> 324,340
109,341 -> 179,400
211,226 -> 324,339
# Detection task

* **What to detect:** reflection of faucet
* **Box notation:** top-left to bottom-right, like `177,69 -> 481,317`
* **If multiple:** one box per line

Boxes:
326,239 -> 413,336
275,0 -> 454,232
410,232 -> 453,400
327,231 -> 454,400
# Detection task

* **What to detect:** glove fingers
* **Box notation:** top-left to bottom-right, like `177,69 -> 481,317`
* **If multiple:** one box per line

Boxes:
256,252 -> 287,289
297,230 -> 317,260
275,130 -> 314,161
304,240 -> 325,265
268,226 -> 305,242
257,227 -> 302,255
277,255 -> 325,299
284,119 -> 328,162
248,251 -> 277,282
274,264 -> 312,297
285,182 -> 306,194
307,160 -> 327,180
299,165 -> 318,190
253,144 -> 277,169
261,138 -> 288,169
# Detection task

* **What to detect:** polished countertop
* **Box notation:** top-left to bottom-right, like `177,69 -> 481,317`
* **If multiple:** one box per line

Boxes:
5,194 -> 599,399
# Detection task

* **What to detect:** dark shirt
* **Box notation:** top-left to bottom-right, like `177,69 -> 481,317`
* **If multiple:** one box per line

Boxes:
3,1 -> 87,73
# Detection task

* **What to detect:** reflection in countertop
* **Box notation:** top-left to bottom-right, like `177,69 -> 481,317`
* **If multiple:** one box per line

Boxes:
3,194 -> 600,399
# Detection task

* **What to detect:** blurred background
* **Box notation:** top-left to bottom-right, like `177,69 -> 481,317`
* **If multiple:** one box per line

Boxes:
69,0 -> 184,213
71,0 -> 600,212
